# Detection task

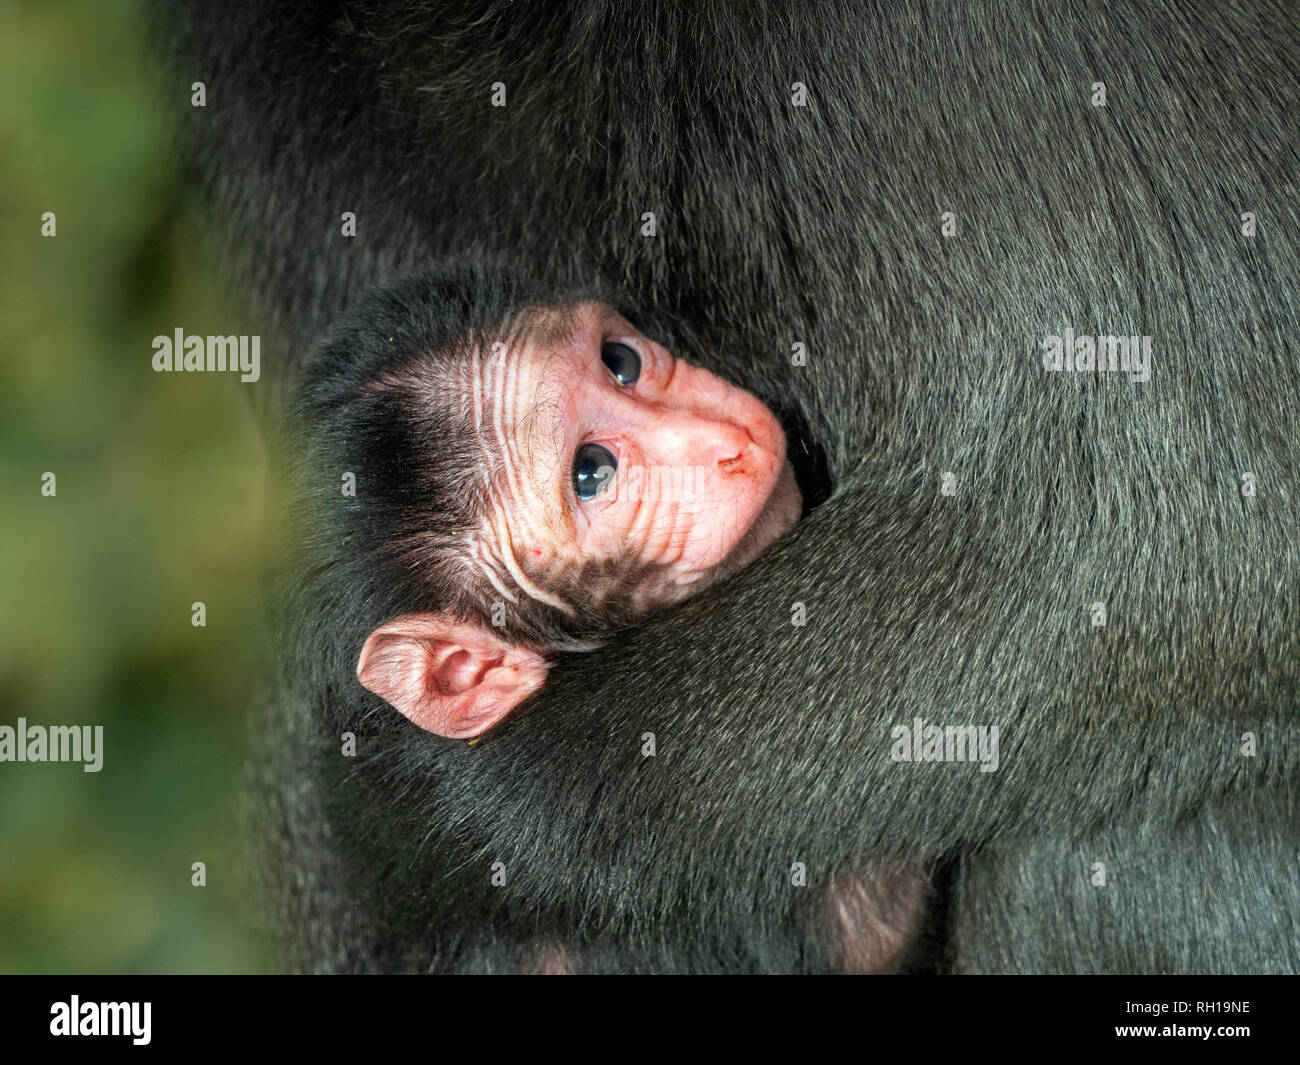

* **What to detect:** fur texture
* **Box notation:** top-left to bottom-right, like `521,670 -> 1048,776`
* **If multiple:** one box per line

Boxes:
162,0 -> 1300,972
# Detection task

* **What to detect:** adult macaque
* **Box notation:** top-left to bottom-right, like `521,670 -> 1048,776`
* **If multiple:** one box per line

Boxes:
167,0 -> 1300,973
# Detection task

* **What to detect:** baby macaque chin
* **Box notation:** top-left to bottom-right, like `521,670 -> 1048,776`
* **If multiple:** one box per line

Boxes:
655,457 -> 802,603
707,459 -> 803,582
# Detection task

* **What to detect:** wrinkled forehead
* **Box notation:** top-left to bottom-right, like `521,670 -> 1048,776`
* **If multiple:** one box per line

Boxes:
457,301 -> 595,433
454,300 -> 606,517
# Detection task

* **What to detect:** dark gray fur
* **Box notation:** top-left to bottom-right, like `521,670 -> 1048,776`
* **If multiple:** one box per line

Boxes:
161,0 -> 1300,972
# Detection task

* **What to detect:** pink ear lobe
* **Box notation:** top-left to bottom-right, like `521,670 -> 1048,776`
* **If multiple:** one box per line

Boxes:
356,615 -> 551,739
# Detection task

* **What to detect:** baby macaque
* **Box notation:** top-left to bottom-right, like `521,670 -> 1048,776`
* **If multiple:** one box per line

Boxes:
352,297 -> 802,739
298,269 -> 927,972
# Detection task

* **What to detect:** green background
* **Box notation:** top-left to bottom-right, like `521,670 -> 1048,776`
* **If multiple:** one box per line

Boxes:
0,1 -> 269,972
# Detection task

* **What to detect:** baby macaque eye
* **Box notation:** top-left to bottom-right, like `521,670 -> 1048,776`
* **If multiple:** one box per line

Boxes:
573,442 -> 617,501
601,341 -> 641,385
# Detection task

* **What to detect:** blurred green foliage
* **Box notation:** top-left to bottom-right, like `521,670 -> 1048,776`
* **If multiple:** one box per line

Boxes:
0,1 -> 270,971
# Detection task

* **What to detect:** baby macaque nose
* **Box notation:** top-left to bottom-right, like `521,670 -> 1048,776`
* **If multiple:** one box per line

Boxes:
653,415 -> 750,467
648,359 -> 758,466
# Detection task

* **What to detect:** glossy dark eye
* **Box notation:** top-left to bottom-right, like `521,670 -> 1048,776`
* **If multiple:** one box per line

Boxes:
601,341 -> 641,385
573,442 -> 617,501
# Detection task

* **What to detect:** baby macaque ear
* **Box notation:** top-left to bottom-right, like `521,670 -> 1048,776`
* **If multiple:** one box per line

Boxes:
356,614 -> 551,739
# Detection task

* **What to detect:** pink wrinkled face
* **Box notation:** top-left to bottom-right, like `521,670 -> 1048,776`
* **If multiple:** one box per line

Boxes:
460,301 -> 801,617
356,301 -> 805,740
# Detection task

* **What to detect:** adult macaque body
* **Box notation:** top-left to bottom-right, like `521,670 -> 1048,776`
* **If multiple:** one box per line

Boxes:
171,0 -> 1300,974
298,271 -> 926,972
